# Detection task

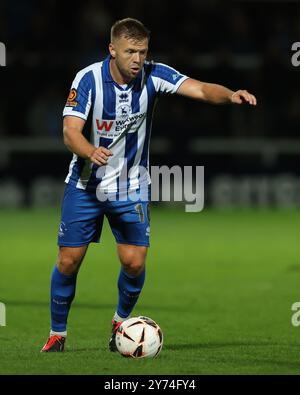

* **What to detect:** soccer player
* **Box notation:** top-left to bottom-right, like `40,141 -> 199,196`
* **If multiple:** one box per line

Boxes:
41,18 -> 257,352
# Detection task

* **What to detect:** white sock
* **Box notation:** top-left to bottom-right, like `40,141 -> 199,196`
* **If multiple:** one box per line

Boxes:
50,330 -> 67,337
113,312 -> 129,322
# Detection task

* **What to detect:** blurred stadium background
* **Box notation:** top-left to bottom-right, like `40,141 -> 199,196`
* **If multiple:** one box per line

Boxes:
1,0 -> 300,375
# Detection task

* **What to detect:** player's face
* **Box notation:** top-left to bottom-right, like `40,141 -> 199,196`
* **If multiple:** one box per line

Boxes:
110,36 -> 148,82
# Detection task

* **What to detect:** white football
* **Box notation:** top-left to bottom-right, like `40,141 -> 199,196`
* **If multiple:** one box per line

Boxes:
115,316 -> 163,358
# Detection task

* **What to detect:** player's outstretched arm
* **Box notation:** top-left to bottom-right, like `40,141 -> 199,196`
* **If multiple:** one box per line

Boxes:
63,116 -> 112,166
177,78 -> 257,106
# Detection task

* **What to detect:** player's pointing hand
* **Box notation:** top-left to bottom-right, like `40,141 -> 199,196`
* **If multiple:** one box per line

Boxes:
90,146 -> 113,166
231,90 -> 257,106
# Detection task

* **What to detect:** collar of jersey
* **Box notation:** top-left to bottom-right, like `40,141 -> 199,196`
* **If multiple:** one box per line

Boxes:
103,55 -> 142,91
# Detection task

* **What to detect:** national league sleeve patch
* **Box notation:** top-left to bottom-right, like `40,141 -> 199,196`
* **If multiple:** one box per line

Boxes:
66,88 -> 78,107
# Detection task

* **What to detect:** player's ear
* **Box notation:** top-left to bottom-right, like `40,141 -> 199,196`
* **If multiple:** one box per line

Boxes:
109,43 -> 116,58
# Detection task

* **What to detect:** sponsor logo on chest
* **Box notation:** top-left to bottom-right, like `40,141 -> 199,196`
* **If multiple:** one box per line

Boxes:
95,112 -> 146,137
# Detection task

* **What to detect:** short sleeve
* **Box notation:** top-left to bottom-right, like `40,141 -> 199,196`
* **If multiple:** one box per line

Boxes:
150,63 -> 189,95
63,69 -> 95,120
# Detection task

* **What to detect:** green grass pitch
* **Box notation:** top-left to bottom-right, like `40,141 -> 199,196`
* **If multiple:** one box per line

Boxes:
1,206 -> 300,374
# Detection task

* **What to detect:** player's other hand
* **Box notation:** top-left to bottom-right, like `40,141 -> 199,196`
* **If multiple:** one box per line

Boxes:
89,146 -> 113,166
231,90 -> 257,106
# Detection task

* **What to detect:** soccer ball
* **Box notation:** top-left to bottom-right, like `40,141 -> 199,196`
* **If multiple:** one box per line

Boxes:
115,316 -> 163,358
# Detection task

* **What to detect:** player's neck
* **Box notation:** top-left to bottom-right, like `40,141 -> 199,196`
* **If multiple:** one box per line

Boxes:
109,59 -> 133,85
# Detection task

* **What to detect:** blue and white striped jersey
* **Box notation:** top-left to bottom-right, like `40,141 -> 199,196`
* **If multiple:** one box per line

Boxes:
63,55 -> 189,192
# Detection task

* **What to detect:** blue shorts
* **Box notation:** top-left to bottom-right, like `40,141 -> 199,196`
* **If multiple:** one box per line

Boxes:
57,183 -> 150,247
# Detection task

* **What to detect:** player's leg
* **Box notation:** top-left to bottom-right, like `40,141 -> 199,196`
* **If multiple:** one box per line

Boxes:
41,183 -> 104,352
109,244 -> 148,351
50,246 -> 88,333
115,244 -> 147,320
106,190 -> 150,351
41,245 -> 88,352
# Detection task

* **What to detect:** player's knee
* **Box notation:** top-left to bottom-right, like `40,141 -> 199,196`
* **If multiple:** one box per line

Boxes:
57,254 -> 81,275
122,258 -> 145,276
118,245 -> 147,276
